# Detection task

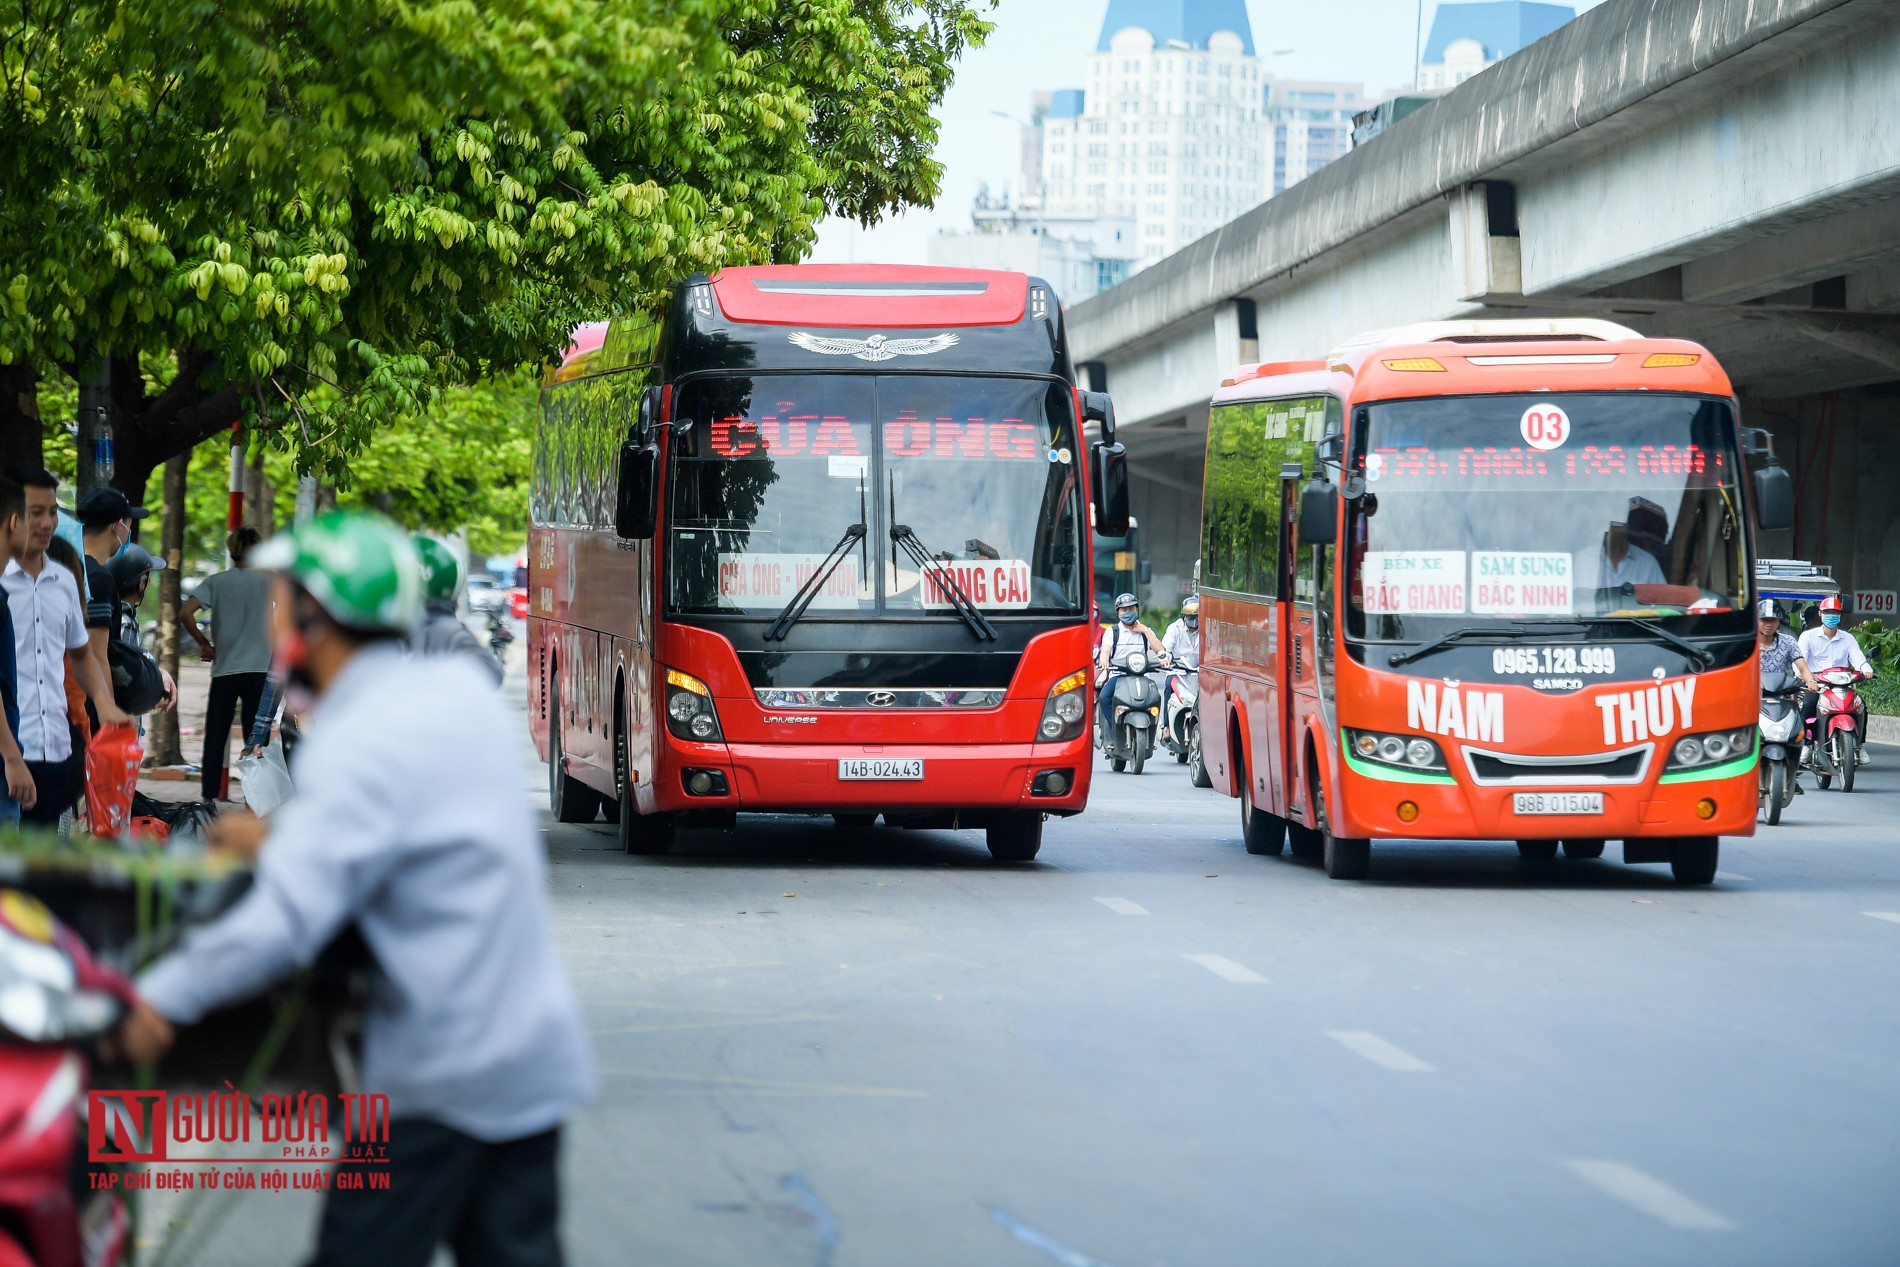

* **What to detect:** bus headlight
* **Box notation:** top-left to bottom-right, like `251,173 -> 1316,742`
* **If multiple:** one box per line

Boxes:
1039,670 -> 1089,742
1665,729 -> 1754,771
664,668 -> 723,742
1345,729 -> 1447,773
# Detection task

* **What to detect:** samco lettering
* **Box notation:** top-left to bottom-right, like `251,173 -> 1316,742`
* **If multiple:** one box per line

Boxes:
1405,681 -> 1505,744
1594,678 -> 1696,745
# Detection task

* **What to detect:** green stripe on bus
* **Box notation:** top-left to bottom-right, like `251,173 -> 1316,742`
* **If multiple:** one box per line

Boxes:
1342,748 -> 1457,785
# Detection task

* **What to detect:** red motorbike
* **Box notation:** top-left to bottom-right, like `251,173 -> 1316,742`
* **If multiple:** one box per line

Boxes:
0,891 -> 135,1267
1809,665 -> 1872,793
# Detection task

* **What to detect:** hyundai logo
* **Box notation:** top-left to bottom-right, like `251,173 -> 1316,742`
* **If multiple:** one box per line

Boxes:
866,691 -> 897,708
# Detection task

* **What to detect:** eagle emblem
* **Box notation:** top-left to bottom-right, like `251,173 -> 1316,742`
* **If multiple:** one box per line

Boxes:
787,331 -> 961,361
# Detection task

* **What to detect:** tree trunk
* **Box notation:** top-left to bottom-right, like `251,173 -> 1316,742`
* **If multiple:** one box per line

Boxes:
145,452 -> 191,766
0,361 -> 45,471
245,444 -> 274,535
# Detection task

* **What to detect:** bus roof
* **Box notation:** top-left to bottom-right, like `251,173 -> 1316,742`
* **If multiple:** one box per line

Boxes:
1214,319 -> 1733,405
710,265 -> 1030,329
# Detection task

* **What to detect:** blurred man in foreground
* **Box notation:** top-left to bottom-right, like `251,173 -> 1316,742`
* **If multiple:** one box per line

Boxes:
119,511 -> 594,1267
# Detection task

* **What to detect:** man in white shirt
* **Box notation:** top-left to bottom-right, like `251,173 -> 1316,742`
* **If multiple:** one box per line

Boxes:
1161,595 -> 1200,669
1797,595 -> 1873,767
1,468 -> 131,825
1580,498 -> 1668,593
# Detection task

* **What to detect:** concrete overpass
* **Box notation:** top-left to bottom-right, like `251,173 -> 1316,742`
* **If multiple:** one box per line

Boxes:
1069,0 -> 1900,612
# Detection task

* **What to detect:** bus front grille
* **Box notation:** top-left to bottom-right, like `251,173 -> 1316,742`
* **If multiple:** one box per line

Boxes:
1464,745 -> 1652,785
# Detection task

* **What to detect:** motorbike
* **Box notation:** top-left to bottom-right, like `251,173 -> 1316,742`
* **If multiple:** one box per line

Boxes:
0,890 -> 137,1267
1101,651 -> 1165,775
1160,664 -> 1198,766
1809,665 -> 1870,792
1758,669 -> 1802,824
486,612 -> 516,665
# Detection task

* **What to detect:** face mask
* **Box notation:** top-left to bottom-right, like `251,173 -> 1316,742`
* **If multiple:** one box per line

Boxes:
1822,614 -> 1841,629
1117,610 -> 1138,626
1185,616 -> 1198,631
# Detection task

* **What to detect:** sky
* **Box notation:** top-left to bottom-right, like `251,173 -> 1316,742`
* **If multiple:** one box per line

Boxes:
811,0 -> 1604,265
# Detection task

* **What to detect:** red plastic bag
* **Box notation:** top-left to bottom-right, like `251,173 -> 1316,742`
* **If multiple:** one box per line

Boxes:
85,724 -> 143,838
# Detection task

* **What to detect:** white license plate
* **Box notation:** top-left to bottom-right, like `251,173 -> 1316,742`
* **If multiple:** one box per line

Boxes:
838,758 -> 925,781
1513,791 -> 1604,816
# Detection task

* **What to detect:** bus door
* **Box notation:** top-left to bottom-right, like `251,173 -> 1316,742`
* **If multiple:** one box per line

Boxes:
1274,461 -> 1305,819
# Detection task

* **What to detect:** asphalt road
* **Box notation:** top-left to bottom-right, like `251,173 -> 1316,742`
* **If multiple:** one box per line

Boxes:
161,650 -> 1900,1266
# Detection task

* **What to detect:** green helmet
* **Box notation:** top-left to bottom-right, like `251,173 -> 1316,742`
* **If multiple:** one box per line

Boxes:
412,535 -> 462,603
251,511 -> 424,634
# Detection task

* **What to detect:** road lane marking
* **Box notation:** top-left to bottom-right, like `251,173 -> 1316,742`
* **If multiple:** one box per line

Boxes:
1326,1030 -> 1435,1072
598,1067 -> 925,1098
591,1013 -> 840,1038
990,1209 -> 1121,1267
1863,912 -> 1900,924
1183,953 -> 1268,984
1094,897 -> 1149,915
1565,1160 -> 1734,1230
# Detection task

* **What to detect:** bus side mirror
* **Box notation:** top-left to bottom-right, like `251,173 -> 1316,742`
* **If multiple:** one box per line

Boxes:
1092,441 -> 1130,536
1753,463 -> 1793,531
1082,391 -> 1116,444
615,441 -> 660,539
1298,479 -> 1338,545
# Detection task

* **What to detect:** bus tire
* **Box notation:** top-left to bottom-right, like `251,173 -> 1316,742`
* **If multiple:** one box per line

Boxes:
833,813 -> 877,828
548,677 -> 603,824
1561,838 -> 1606,859
1670,836 -> 1718,885
615,700 -> 673,855
1312,766 -> 1369,879
1238,754 -> 1286,856
1516,839 -> 1559,860
1187,722 -> 1213,788
986,813 -> 1042,862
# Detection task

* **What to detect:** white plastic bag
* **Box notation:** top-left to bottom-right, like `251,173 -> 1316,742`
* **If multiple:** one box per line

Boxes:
234,738 -> 294,816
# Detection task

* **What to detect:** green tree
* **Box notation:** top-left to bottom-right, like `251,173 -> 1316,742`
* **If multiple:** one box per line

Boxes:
1,0 -> 991,501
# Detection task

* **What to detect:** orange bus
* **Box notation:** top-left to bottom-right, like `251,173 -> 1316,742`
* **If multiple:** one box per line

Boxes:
1197,320 -> 1794,883
528,265 -> 1128,862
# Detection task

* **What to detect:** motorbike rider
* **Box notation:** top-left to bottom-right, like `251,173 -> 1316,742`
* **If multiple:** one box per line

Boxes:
1096,592 -> 1169,739
1757,600 -> 1817,792
1797,595 -> 1874,767
411,535 -> 504,686
1162,595 -> 1201,669
116,511 -> 593,1267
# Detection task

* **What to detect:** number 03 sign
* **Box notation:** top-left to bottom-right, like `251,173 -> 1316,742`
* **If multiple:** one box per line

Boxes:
1520,402 -> 1571,451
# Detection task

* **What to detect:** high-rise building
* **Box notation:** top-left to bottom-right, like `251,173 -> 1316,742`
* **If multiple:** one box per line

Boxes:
1039,0 -> 1266,261
1262,78 -> 1385,197
924,186 -> 1139,303
1417,1 -> 1575,90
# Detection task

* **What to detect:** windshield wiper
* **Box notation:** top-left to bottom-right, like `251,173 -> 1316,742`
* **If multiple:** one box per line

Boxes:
765,476 -> 869,642
1387,623 -> 1586,668
1589,616 -> 1715,669
892,524 -> 997,641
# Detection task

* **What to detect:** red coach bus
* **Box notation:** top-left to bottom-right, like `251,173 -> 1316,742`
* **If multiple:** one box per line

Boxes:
528,266 -> 1128,861
1197,319 -> 1793,884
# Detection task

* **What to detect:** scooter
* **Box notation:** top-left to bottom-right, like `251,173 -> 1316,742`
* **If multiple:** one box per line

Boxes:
1809,665 -> 1871,792
1758,669 -> 1802,825
0,890 -> 136,1267
486,612 -> 515,665
1101,652 -> 1164,775
1161,665 -> 1199,766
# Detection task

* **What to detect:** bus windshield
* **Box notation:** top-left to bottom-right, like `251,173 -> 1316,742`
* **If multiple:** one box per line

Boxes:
666,373 -> 1085,617
1345,393 -> 1749,642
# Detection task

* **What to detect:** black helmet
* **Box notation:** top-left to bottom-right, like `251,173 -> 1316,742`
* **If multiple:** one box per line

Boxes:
1114,591 -> 1138,610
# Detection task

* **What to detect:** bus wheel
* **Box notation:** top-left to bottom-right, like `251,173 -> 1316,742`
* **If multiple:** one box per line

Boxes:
615,701 -> 673,855
986,813 -> 1042,863
1560,839 -> 1606,859
1515,839 -> 1559,860
1670,836 -> 1718,885
548,678 -> 603,824
1238,753 -> 1286,856
1313,771 -> 1369,880
1187,723 -> 1213,789
833,813 -> 877,828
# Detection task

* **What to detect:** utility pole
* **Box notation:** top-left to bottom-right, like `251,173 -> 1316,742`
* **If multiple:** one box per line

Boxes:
75,354 -> 113,496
